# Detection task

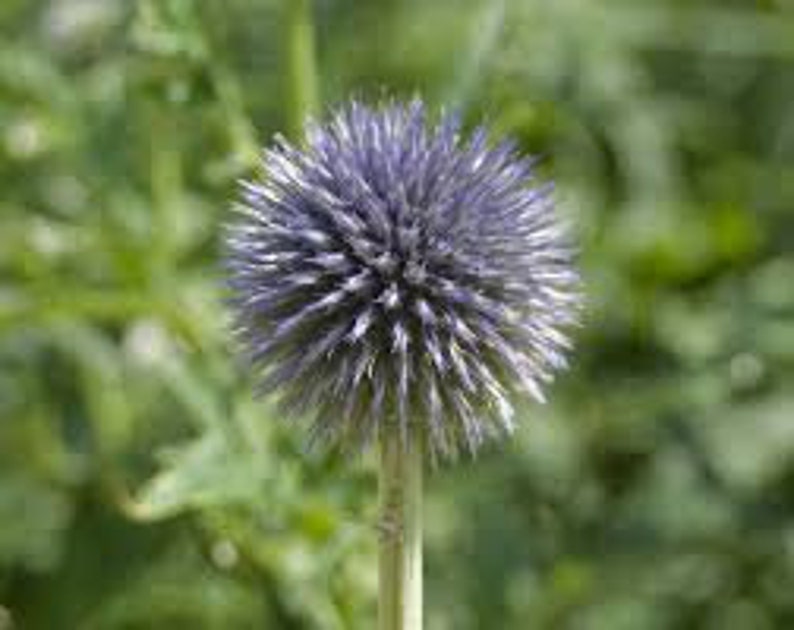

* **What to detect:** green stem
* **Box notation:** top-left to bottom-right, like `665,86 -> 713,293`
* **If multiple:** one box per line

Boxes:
286,0 -> 319,136
379,433 -> 423,630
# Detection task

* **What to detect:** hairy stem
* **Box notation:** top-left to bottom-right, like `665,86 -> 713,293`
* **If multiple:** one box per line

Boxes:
379,434 -> 423,630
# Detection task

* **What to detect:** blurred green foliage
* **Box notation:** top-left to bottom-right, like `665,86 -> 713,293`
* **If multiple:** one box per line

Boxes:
2,0 -> 794,628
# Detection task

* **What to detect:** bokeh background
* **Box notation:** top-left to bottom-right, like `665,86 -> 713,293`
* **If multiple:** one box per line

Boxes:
2,0 -> 794,628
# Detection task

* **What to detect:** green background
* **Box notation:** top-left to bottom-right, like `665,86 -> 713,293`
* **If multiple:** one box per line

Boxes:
2,0 -> 794,628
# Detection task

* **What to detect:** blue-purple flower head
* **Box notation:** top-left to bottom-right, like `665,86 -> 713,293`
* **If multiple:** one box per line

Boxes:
226,99 -> 580,461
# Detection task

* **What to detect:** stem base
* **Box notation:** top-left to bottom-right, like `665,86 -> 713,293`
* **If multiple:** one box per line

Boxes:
379,436 -> 422,630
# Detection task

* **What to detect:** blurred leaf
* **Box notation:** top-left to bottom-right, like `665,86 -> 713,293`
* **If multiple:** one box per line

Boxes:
132,429 -> 272,520
0,473 -> 72,573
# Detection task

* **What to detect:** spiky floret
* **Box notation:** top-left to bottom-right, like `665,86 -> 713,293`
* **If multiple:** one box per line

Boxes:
225,99 -> 580,461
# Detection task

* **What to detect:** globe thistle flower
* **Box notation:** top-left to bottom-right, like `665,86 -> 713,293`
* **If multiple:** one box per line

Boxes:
225,99 -> 580,461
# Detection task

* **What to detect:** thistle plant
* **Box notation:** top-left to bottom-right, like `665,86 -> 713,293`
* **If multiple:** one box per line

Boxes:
225,99 -> 580,629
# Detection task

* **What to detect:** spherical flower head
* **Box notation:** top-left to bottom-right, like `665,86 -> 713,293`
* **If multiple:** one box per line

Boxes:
225,99 -> 580,461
